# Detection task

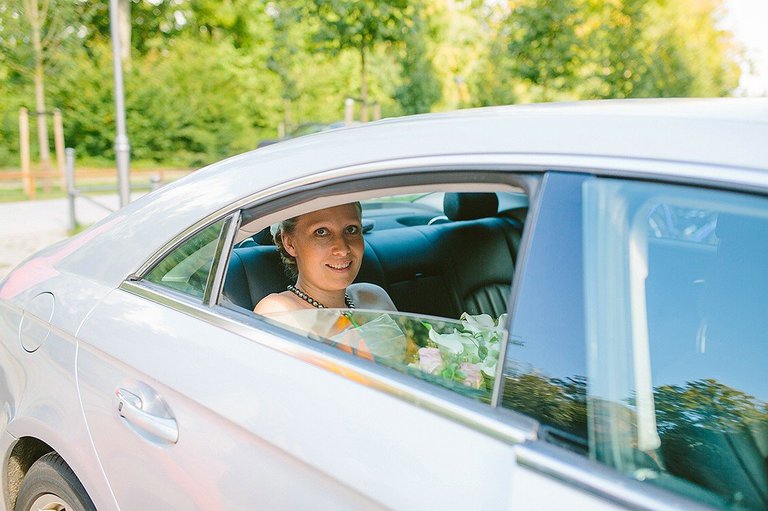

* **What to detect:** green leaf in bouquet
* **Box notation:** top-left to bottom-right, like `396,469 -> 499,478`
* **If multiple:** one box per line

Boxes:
429,328 -> 465,355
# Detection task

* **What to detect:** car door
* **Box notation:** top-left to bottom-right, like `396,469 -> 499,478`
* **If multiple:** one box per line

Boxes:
500,171 -> 768,510
74,205 -> 530,510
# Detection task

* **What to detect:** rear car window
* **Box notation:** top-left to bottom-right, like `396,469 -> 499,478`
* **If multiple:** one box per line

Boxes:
145,219 -> 226,299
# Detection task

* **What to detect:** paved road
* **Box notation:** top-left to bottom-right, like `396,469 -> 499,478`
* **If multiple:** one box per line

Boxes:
0,194 -> 142,278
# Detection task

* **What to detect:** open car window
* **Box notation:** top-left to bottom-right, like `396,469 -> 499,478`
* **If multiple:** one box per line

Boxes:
222,184 -> 530,403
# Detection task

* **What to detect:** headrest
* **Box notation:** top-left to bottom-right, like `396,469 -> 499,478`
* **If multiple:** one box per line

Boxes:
253,226 -> 274,245
443,193 -> 499,221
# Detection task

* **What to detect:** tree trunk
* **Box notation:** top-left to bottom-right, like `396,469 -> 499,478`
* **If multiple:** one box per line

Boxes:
360,46 -> 368,123
27,0 -> 52,192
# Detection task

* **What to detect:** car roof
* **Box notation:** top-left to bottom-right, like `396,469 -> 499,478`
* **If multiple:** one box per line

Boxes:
51,98 -> 768,286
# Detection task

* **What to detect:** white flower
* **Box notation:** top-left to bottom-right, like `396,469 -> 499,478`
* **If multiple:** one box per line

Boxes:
460,313 -> 496,332
428,328 -> 464,355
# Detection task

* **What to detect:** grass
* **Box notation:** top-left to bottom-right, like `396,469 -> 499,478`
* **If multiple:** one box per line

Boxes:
0,185 -> 67,202
67,223 -> 89,236
0,166 -> 193,203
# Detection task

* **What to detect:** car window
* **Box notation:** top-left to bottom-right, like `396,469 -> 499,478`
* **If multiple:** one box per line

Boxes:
225,187 -> 528,402
145,219 -> 226,299
502,174 -> 768,510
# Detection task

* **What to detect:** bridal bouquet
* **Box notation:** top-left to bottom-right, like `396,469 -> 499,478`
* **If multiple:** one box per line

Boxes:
411,313 -> 509,391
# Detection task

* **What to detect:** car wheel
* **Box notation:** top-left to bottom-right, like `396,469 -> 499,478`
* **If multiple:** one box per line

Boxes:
14,452 -> 96,511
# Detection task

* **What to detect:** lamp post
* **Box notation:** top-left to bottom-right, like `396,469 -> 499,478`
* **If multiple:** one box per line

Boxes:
110,0 -> 131,207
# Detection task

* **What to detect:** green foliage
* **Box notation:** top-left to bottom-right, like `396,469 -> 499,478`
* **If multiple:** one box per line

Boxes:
506,0 -> 583,101
304,0 -> 411,54
124,37 -> 279,166
301,0 -> 412,109
394,8 -> 441,114
472,0 -> 741,104
654,378 -> 768,433
47,44 -> 116,159
0,0 -> 745,168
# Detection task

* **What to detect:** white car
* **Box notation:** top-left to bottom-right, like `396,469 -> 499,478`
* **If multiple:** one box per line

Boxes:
1,98 -> 767,511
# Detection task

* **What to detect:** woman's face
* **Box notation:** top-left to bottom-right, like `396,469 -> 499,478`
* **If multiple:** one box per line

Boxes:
282,204 -> 364,293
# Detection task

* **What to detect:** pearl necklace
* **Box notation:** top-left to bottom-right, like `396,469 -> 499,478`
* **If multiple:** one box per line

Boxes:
287,284 -> 355,309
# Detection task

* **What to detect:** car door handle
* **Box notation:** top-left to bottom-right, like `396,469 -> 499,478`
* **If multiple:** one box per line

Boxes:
115,388 -> 179,444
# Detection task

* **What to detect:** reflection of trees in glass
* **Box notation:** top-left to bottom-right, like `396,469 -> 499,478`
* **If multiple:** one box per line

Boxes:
653,379 -> 768,510
654,378 -> 768,433
502,372 -> 587,445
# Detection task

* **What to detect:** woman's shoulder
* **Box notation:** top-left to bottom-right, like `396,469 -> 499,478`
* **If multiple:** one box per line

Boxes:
253,291 -> 297,315
348,283 -> 397,311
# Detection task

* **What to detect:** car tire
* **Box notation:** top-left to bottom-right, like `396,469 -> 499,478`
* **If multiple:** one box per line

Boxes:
14,452 -> 96,511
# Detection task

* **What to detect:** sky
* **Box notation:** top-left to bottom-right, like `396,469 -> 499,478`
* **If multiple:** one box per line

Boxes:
721,0 -> 768,96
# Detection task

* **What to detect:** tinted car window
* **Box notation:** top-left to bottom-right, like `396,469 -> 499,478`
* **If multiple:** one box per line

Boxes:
145,219 -> 226,299
501,173 -> 589,452
502,174 -> 768,510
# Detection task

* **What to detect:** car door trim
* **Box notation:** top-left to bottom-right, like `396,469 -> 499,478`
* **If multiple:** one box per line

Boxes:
204,212 -> 239,306
514,440 -> 721,511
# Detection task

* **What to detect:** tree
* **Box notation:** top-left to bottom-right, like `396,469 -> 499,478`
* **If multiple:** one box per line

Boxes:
302,0 -> 411,120
504,0 -> 583,102
394,6 -> 441,114
266,1 -> 303,130
471,0 -> 740,105
0,0 -> 87,177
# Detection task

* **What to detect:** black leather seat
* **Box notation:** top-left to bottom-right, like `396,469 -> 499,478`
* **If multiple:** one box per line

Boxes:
223,244 -> 291,310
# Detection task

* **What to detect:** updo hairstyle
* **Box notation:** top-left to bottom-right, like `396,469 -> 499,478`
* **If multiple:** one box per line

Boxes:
272,202 -> 362,279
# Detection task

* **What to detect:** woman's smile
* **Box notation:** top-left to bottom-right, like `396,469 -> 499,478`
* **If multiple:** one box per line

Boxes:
326,260 -> 353,271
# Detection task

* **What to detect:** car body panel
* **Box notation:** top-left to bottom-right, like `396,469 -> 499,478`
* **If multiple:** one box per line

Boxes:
75,286 -> 524,509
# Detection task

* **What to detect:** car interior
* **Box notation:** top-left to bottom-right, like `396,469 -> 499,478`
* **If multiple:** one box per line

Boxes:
222,189 -> 528,320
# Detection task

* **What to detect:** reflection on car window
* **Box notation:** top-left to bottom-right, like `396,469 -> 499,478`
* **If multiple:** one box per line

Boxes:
145,219 -> 225,299
501,175 -> 768,510
263,309 -> 507,403
647,203 -> 718,244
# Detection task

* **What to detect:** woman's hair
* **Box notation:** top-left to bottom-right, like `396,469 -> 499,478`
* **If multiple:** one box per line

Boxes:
272,202 -> 362,279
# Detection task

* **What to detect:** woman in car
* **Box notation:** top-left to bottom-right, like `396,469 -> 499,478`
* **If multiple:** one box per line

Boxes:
253,202 -> 396,314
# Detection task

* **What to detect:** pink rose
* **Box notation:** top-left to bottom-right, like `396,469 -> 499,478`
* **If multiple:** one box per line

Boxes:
418,347 -> 443,374
460,363 -> 483,389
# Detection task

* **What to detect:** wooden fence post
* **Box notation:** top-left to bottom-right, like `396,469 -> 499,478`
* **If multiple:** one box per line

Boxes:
53,109 -> 66,190
344,98 -> 355,126
19,107 -> 35,199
